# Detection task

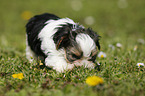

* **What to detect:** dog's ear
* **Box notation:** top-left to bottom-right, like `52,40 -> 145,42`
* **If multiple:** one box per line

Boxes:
86,28 -> 101,50
53,25 -> 75,50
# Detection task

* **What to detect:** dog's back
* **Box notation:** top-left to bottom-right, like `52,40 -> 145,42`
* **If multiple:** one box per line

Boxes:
26,13 -> 59,57
26,13 -> 59,34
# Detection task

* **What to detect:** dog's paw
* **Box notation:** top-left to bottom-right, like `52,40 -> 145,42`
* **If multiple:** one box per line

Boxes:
53,64 -> 74,73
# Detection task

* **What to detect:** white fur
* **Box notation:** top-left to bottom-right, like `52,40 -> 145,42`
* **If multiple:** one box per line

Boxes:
71,33 -> 96,69
76,33 -> 96,57
45,49 -> 74,72
73,59 -> 95,69
38,18 -> 77,72
26,18 -> 96,72
38,18 -> 77,55
26,35 -> 37,62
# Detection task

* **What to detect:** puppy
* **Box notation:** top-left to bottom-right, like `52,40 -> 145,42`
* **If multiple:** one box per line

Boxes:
26,13 -> 100,72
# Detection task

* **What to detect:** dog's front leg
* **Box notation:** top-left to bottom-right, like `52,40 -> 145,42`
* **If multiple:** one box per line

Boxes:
45,56 -> 74,72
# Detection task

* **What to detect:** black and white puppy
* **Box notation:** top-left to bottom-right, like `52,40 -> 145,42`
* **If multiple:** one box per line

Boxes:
26,13 -> 100,72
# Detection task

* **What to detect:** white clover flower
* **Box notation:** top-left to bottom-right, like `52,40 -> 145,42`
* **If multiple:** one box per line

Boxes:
116,43 -> 122,48
136,63 -> 144,68
98,51 -> 106,58
108,44 -> 115,50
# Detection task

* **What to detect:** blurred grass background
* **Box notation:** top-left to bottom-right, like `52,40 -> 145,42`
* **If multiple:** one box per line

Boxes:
0,0 -> 145,96
0,0 -> 145,51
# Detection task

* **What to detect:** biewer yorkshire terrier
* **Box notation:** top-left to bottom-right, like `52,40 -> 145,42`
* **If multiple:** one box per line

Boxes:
26,13 -> 100,72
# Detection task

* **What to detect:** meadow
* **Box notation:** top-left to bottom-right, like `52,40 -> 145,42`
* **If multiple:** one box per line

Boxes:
0,0 -> 145,96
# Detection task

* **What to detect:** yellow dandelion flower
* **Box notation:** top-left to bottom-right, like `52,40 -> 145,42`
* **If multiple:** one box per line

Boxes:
12,74 -> 18,78
21,11 -> 33,20
17,73 -> 24,79
86,76 -> 103,86
12,73 -> 24,79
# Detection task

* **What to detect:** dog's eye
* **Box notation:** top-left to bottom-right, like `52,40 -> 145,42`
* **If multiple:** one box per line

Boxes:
66,48 -> 83,62
72,54 -> 81,59
67,52 -> 83,62
66,53 -> 81,62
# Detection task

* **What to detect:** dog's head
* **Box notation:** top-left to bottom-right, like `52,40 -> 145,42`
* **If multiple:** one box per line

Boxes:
53,24 -> 100,67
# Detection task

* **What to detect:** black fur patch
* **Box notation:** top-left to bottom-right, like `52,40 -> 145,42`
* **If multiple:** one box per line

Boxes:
26,13 -> 60,58
53,24 -> 74,49
53,24 -> 100,50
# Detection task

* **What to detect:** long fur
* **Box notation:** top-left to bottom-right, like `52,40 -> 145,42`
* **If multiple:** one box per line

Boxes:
26,13 -> 100,72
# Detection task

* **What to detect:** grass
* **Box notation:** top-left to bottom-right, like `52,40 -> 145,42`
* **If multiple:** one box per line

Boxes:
0,0 -> 145,96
